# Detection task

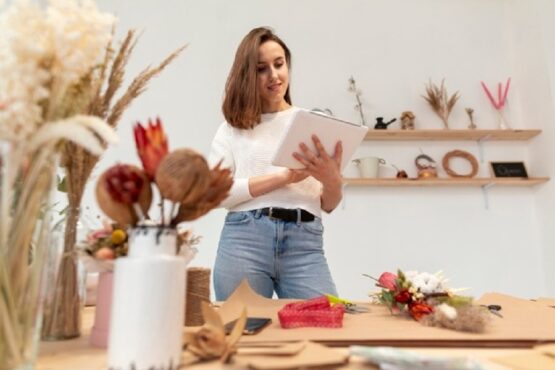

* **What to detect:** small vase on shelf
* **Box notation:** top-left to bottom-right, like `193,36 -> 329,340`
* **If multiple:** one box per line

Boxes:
495,107 -> 512,130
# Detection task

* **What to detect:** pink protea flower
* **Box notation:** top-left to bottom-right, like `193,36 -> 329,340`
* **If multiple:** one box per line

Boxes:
378,272 -> 398,291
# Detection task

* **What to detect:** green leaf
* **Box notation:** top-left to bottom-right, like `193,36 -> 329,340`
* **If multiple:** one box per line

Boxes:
57,175 -> 67,193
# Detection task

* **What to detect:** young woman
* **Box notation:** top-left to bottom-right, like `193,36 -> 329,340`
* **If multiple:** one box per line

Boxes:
209,27 -> 343,300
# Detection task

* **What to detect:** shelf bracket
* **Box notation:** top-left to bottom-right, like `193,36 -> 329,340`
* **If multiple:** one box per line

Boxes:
481,183 -> 495,210
476,135 -> 491,163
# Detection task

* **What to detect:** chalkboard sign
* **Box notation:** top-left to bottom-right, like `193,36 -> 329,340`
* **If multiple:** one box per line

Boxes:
490,162 -> 528,178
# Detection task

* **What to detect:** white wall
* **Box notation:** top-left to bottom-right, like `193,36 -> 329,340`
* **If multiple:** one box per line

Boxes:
86,0 -> 555,300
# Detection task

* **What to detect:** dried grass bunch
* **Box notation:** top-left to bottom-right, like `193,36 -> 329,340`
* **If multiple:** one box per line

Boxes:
0,0 -> 121,365
422,79 -> 460,129
44,31 -> 185,342
1,0 -> 186,347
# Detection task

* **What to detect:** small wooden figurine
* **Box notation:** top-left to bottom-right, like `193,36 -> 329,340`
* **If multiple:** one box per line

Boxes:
400,111 -> 416,130
465,108 -> 477,129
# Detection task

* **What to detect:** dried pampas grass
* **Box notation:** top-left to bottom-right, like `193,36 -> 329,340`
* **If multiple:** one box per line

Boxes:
422,79 -> 459,129
43,29 -> 186,340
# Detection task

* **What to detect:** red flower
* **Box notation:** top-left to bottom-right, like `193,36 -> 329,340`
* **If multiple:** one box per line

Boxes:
104,164 -> 146,204
408,302 -> 434,321
134,117 -> 169,180
378,272 -> 397,291
394,289 -> 412,304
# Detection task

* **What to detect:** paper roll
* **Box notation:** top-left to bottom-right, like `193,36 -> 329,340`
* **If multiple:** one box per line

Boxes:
108,255 -> 186,369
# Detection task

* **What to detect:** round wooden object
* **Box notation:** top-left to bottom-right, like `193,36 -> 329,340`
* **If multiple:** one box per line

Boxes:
442,150 -> 479,178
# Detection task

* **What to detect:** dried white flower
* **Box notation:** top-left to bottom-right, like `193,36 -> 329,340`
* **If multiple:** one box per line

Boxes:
437,303 -> 458,320
0,0 -> 115,144
406,271 -> 445,294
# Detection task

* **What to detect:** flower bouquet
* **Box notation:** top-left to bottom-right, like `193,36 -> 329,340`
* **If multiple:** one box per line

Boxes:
95,118 -> 232,368
80,219 -> 201,272
96,118 -> 232,228
0,0 -> 187,342
366,270 -> 490,333
480,78 -> 511,129
0,0 -> 123,365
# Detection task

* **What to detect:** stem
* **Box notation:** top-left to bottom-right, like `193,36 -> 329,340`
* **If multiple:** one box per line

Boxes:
133,202 -> 146,222
0,294 -> 22,365
441,116 -> 449,129
355,93 -> 366,126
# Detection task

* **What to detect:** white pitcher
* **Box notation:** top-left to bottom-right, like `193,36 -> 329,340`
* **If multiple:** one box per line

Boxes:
353,156 -> 386,178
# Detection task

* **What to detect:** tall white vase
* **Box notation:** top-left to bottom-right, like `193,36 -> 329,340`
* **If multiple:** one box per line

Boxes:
108,226 -> 187,369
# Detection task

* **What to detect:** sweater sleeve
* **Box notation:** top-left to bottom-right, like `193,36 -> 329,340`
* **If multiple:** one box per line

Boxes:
208,123 -> 253,209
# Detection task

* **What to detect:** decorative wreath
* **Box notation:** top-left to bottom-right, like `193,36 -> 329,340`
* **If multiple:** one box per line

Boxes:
442,150 -> 479,178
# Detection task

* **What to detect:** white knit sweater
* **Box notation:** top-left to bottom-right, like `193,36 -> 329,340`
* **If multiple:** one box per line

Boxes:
208,106 -> 323,218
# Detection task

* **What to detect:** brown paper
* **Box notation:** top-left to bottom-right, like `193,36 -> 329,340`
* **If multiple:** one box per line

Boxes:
218,281 -> 555,348
536,343 -> 555,357
536,297 -> 555,308
235,341 -> 347,370
237,341 -> 306,356
491,352 -> 555,370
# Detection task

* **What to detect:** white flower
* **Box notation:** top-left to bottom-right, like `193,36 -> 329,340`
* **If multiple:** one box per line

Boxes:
47,0 -> 116,86
406,271 -> 444,294
437,303 -> 457,320
0,0 -> 116,144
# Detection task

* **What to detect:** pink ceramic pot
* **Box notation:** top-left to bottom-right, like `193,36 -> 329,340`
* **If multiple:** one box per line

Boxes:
90,271 -> 113,347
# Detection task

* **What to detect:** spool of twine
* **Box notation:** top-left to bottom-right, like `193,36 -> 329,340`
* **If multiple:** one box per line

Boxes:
185,267 -> 211,326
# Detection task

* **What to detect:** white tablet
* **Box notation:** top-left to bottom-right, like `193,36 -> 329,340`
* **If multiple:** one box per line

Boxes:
271,110 -> 368,171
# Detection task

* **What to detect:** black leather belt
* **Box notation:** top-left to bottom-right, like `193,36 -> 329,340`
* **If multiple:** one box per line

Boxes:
259,207 -> 315,222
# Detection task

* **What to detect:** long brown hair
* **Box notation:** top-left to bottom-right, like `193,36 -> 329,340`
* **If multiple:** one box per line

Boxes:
222,27 -> 292,129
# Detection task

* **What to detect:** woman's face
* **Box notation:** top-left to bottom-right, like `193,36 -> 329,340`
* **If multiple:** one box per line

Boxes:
257,40 -> 289,113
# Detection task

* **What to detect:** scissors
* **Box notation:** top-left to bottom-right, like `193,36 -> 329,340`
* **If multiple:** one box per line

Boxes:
482,304 -> 503,318
325,294 -> 369,314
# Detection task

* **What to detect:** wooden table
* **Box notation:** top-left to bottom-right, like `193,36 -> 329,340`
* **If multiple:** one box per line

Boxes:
36,307 -> 534,370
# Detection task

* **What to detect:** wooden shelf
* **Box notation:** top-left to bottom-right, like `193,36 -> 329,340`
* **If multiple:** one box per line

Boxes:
343,177 -> 550,187
364,129 -> 541,141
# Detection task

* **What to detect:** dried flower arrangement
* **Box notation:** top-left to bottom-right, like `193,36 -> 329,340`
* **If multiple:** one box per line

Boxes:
480,78 -> 511,129
0,0 -> 122,365
422,79 -> 460,129
366,270 -> 490,333
348,76 -> 367,126
96,119 -> 233,228
79,219 -> 201,274
41,13 -> 186,341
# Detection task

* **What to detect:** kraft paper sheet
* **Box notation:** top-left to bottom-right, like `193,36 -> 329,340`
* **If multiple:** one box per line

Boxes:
537,297 -> 555,308
218,281 -> 555,348
234,342 -> 347,370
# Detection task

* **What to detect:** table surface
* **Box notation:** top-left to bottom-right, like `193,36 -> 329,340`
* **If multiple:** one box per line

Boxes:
36,307 -> 533,370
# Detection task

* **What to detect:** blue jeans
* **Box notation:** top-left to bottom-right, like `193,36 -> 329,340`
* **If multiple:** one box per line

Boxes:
214,209 -> 337,300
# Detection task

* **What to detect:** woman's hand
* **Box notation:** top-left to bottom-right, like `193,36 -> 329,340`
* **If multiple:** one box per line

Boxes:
292,135 -> 343,212
283,168 -> 309,184
293,135 -> 343,187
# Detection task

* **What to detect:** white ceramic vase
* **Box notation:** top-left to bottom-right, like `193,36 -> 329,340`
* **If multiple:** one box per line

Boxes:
107,225 -> 187,369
